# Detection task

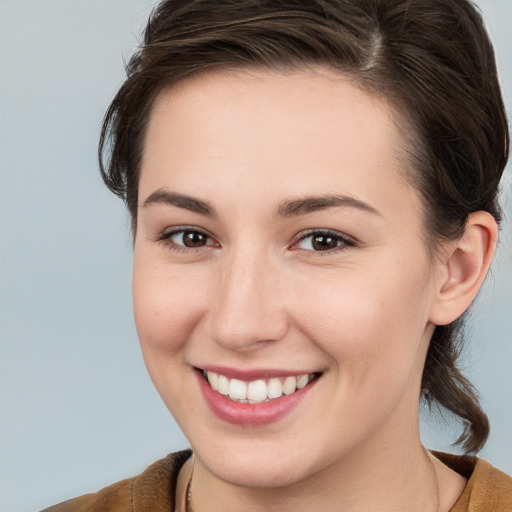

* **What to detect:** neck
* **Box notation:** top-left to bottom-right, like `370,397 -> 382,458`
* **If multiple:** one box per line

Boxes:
189,431 -> 440,512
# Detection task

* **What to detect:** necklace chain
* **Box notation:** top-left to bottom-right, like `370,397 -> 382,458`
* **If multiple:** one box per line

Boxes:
187,483 -> 192,510
186,457 -> 194,512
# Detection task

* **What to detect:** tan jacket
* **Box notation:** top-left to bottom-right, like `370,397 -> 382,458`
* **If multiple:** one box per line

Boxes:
42,450 -> 512,511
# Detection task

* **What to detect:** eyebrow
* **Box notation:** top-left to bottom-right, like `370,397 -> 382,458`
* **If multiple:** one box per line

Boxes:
141,189 -> 380,219
275,194 -> 381,218
142,189 -> 217,217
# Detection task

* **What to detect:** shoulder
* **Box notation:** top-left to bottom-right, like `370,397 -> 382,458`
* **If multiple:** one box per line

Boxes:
41,449 -> 192,512
434,451 -> 512,512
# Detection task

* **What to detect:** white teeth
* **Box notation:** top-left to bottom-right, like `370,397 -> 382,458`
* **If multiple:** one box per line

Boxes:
282,376 -> 297,395
229,379 -> 247,400
207,371 -> 219,391
297,374 -> 309,389
267,378 -> 282,399
247,380 -> 267,402
203,371 -> 314,403
217,374 -> 229,395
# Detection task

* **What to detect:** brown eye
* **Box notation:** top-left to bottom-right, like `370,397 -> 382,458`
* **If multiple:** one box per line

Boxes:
165,229 -> 215,249
182,231 -> 208,247
311,234 -> 339,251
295,230 -> 354,252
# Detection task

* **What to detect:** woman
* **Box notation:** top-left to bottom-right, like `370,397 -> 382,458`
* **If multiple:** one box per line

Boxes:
45,0 -> 511,510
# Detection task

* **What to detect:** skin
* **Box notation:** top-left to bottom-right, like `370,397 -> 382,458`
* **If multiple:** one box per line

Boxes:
132,68 -> 493,511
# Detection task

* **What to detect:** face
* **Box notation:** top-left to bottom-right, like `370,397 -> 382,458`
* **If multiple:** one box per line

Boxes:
133,69 -> 442,489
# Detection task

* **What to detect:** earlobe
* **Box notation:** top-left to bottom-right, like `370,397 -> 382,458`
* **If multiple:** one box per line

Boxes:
429,211 -> 498,326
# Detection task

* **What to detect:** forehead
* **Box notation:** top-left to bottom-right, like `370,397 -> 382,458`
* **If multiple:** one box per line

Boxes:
144,68 -> 400,149
139,68 -> 415,214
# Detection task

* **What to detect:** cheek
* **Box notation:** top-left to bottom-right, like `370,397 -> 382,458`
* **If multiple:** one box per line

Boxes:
131,257 -> 211,418
132,256 -> 206,358
292,261 -> 433,385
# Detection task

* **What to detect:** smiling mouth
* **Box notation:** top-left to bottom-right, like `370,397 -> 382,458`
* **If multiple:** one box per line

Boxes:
201,369 -> 320,404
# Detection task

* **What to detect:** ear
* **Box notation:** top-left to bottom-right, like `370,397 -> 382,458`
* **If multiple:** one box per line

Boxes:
429,211 -> 498,326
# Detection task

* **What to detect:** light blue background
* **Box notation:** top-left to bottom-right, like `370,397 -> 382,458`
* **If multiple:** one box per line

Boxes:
0,1 -> 510,510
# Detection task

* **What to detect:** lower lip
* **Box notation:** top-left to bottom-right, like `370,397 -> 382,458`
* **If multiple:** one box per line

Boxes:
196,371 -> 317,426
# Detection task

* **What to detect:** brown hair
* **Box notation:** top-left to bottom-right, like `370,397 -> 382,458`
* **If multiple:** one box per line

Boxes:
99,0 -> 509,453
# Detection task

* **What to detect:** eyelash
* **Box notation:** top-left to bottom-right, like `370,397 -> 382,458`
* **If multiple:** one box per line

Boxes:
155,227 -> 218,254
155,227 -> 356,255
292,229 -> 356,255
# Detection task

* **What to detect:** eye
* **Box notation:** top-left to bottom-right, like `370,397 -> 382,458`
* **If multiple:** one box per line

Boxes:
294,229 -> 354,252
156,227 -> 219,252
170,230 -> 213,248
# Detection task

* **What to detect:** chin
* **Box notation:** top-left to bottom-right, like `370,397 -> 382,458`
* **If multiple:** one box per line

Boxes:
202,454 -> 308,489
191,434 -> 326,490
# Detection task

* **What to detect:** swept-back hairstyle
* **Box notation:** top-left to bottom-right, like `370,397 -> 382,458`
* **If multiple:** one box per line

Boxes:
99,0 -> 509,452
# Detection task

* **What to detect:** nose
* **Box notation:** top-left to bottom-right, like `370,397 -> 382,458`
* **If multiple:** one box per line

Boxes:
208,249 -> 289,352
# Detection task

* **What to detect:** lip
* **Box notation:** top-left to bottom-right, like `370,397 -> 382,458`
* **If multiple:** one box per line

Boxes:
195,367 -> 320,426
199,365 -> 314,381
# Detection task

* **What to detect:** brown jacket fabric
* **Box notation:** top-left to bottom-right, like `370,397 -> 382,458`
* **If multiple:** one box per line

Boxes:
42,450 -> 512,511
434,452 -> 512,512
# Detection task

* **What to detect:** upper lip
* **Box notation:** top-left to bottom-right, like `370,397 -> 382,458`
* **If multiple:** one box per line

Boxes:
196,365 -> 320,381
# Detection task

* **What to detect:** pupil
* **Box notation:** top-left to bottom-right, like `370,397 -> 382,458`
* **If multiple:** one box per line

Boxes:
312,235 -> 336,251
184,231 -> 206,247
